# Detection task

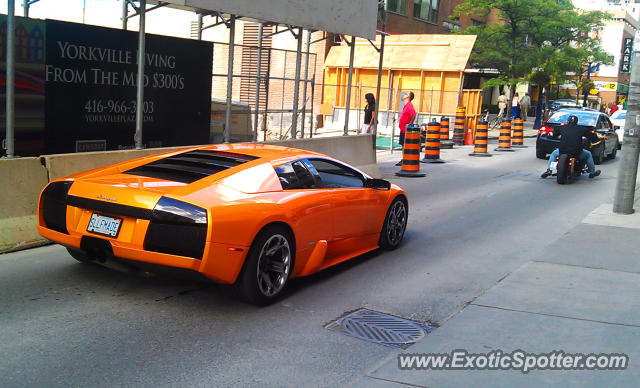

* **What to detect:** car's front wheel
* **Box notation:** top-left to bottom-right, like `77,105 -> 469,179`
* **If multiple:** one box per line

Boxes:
379,197 -> 408,250
237,225 -> 293,305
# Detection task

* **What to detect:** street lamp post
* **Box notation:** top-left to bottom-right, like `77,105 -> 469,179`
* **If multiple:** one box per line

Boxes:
583,62 -> 591,108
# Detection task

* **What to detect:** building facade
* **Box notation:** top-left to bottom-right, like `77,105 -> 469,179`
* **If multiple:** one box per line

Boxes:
383,0 -> 495,34
568,1 -> 638,107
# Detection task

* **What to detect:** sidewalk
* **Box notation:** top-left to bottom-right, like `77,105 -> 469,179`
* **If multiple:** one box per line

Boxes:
353,198 -> 640,387
312,119 -> 539,150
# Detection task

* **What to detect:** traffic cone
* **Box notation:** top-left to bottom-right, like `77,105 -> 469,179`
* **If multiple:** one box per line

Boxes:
495,119 -> 515,152
469,120 -> 492,157
422,121 -> 445,163
453,107 -> 466,145
439,117 -> 454,149
396,124 -> 426,177
512,118 -> 527,148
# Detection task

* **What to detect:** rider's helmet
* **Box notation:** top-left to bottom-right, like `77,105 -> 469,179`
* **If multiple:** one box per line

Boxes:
567,115 -> 578,126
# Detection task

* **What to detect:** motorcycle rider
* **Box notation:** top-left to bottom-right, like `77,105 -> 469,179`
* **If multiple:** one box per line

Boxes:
541,114 -> 601,178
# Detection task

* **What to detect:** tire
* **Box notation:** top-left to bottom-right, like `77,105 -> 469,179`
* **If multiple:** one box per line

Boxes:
379,197 -> 408,250
536,149 -> 547,159
66,247 -> 95,264
609,141 -> 618,159
594,146 -> 605,165
556,154 -> 569,185
237,225 -> 294,305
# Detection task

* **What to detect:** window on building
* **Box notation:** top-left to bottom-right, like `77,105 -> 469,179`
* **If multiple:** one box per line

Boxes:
413,0 -> 439,24
387,0 -> 407,15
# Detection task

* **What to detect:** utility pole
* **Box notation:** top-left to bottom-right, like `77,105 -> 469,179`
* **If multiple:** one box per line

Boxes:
613,48 -> 640,214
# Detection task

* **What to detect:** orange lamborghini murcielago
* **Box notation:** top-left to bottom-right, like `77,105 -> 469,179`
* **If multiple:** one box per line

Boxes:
37,143 -> 408,304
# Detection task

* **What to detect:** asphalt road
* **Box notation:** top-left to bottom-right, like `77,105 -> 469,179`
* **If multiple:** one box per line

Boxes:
0,138 -> 623,387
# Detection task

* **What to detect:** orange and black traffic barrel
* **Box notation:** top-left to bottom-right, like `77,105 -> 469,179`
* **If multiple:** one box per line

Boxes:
439,117 -> 453,149
512,118 -> 527,148
396,124 -> 426,177
495,119 -> 515,152
422,121 -> 445,163
453,106 -> 466,145
469,120 -> 492,157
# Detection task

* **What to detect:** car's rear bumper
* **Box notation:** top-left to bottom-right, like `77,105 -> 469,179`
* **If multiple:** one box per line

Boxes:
536,135 -> 560,155
38,224 -> 247,284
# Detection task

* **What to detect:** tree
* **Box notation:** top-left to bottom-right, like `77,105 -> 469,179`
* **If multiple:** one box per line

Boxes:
454,0 -> 612,101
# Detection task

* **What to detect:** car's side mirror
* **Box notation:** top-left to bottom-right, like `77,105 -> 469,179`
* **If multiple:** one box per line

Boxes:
365,178 -> 391,190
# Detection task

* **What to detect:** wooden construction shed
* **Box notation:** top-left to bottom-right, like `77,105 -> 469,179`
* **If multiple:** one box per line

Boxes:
323,34 -> 481,132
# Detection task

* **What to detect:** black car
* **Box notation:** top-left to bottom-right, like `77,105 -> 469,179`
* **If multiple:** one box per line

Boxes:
536,108 -> 619,164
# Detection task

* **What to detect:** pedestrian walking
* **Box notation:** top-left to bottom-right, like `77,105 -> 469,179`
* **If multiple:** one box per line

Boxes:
360,93 -> 376,134
396,91 -> 416,166
520,93 -> 531,121
511,92 -> 520,119
497,92 -> 507,119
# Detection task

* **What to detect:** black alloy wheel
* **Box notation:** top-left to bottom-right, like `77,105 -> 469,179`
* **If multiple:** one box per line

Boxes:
379,197 -> 408,250
238,225 -> 294,305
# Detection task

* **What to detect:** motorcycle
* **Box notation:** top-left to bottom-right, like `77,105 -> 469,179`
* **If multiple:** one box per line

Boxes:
550,139 -> 601,185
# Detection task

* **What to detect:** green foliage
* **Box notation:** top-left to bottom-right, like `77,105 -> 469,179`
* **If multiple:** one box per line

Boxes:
580,78 -> 596,94
454,0 -> 613,93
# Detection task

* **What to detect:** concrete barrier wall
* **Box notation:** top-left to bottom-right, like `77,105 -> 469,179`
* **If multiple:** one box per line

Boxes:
267,134 -> 380,178
0,135 -> 378,253
0,158 -> 50,252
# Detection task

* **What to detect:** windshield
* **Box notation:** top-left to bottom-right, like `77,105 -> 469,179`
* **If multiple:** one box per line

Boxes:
610,110 -> 626,120
548,111 -> 598,127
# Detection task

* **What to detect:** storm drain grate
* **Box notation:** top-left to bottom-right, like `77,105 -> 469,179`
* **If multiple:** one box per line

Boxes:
325,308 -> 436,349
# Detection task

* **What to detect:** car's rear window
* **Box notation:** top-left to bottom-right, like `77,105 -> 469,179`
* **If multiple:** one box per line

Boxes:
548,111 -> 598,127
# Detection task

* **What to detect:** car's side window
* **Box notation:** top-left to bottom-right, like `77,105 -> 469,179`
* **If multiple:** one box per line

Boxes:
275,161 -> 319,190
306,158 -> 365,189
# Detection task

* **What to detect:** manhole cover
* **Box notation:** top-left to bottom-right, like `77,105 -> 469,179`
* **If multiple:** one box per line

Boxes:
326,309 -> 435,348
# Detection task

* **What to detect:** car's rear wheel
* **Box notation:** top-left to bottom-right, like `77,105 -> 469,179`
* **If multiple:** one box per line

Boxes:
379,197 -> 407,250
66,247 -> 94,264
536,149 -> 547,159
609,141 -> 618,159
594,146 -> 605,165
237,225 -> 293,305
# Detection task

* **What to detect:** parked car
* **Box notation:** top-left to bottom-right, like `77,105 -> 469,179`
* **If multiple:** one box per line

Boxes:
37,144 -> 408,305
609,109 -> 626,149
536,108 -> 619,164
543,102 -> 583,121
549,99 -> 581,110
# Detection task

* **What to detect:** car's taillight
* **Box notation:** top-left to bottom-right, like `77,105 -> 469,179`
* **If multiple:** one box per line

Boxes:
144,197 -> 208,259
40,181 -> 73,234
539,126 -> 552,135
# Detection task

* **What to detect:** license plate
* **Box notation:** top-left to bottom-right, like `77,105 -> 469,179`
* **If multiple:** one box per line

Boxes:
87,213 -> 122,238
550,161 -> 558,170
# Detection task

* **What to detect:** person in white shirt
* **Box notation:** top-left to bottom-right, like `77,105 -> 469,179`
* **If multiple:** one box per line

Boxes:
511,93 -> 520,119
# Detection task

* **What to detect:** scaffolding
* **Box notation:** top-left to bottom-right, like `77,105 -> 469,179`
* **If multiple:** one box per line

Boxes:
3,0 -> 386,157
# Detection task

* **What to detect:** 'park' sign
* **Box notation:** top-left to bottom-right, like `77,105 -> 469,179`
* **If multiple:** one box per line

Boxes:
620,37 -> 633,74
